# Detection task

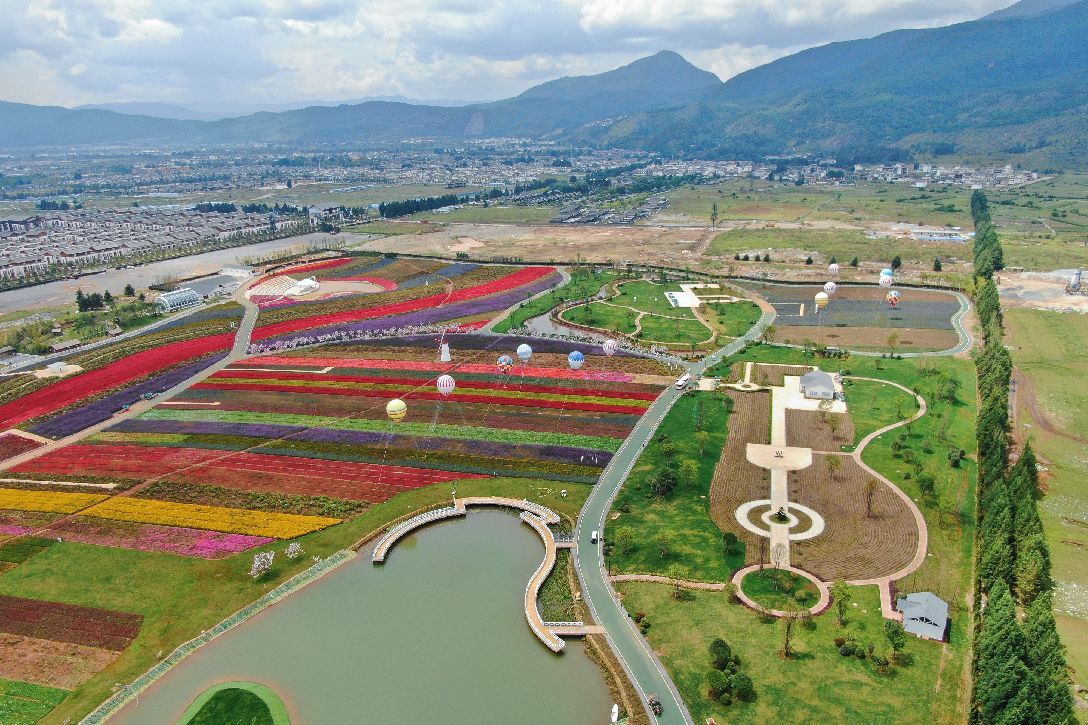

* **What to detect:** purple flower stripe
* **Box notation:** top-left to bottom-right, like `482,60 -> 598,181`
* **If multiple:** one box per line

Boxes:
30,352 -> 229,439
48,517 -> 272,559
397,261 -> 480,290
0,524 -> 31,536
111,418 -> 614,467
321,331 -> 635,357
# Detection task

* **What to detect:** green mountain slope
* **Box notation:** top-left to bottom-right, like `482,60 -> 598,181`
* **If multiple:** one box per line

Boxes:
589,1 -> 1088,167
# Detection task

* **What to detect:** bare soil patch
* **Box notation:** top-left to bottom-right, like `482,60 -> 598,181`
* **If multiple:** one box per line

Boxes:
750,364 -> 812,387
785,409 -> 855,451
709,390 -> 771,548
789,455 -> 918,581
778,326 -> 960,352
0,632 -> 117,689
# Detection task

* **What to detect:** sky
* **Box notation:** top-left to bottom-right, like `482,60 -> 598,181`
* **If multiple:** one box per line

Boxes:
0,0 -> 1017,111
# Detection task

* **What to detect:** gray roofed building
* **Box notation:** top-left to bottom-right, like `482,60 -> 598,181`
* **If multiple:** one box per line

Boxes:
896,592 -> 949,641
799,369 -> 836,400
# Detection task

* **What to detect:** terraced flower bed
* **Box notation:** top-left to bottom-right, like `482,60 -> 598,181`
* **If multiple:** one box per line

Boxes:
0,433 -> 44,462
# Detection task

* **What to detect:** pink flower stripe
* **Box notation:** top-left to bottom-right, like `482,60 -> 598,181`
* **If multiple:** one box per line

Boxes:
0,524 -> 31,535
240,357 -> 636,382
48,517 -> 272,559
326,276 -> 398,290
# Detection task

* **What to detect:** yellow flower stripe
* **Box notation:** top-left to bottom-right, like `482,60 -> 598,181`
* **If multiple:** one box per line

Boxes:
81,497 -> 339,539
0,487 -> 108,513
93,432 -> 189,445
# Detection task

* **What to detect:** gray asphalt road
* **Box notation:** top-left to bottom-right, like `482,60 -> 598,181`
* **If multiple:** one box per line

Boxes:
572,307 -> 774,725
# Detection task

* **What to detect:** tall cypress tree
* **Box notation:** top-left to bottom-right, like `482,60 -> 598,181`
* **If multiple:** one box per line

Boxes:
976,581 -> 1026,721
1023,593 -> 1075,724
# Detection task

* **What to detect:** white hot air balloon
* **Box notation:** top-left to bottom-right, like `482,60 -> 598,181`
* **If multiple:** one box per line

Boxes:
386,399 -> 407,422
516,343 -> 533,364
814,292 -> 830,311
880,268 -> 894,278
602,339 -> 618,357
828,263 -> 840,275
823,281 -> 837,295
879,274 -> 893,288
436,374 -> 455,396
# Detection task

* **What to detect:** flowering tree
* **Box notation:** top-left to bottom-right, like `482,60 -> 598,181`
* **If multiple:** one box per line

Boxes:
249,551 -> 275,578
285,542 -> 303,560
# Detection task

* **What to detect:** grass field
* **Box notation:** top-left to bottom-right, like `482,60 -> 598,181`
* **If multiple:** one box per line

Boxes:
1005,308 -> 1088,680
410,205 -> 557,224
560,280 -> 716,349
184,687 -> 274,725
608,392 -> 745,582
617,582 -> 963,724
702,300 -> 763,338
0,476 -> 590,724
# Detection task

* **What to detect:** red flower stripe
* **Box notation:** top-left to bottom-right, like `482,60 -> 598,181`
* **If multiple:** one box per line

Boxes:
252,266 -> 556,340
193,381 -> 650,414
0,333 -> 235,430
208,369 -> 660,400
283,257 -> 354,275
326,276 -> 398,290
240,357 -> 636,382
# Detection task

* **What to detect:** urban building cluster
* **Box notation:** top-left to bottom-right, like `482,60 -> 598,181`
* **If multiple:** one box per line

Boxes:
0,209 -> 306,278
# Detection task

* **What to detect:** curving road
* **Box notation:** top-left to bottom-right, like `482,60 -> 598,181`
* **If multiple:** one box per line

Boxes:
572,307 -> 774,725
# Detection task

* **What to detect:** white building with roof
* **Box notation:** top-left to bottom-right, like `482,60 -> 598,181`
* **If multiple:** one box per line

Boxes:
154,288 -> 202,312
799,369 -> 836,400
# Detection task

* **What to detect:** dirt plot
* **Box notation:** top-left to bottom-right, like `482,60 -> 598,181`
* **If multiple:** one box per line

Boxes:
0,595 -> 142,652
0,632 -> 117,689
737,281 -> 960,331
750,364 -> 812,387
778,326 -> 960,352
785,409 -> 855,451
709,390 -> 771,544
359,222 -> 708,265
789,455 -> 918,581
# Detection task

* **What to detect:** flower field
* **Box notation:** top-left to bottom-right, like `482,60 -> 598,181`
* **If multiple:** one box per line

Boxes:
0,594 -> 142,651
251,264 -> 560,342
0,305 -> 243,437
0,432 -> 43,462
0,488 -> 108,514
78,497 -> 340,538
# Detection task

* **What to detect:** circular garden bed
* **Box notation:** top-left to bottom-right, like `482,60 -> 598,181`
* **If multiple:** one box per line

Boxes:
739,568 -> 821,610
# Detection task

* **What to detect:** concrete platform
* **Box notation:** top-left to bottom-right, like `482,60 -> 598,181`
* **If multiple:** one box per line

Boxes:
745,443 -> 813,471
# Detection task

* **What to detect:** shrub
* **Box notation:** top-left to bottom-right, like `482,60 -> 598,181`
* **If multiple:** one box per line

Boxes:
706,669 -> 730,700
633,611 -> 645,623
834,636 -> 847,648
840,644 -> 856,657
710,638 -> 733,670
729,673 -> 755,701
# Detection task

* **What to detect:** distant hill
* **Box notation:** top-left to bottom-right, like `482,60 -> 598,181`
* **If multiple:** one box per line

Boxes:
0,51 -> 720,149
585,0 -> 1088,168
983,0 -> 1079,20
76,102 -> 217,121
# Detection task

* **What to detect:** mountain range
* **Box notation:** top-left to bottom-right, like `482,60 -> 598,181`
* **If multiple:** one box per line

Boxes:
1,0 -> 1085,168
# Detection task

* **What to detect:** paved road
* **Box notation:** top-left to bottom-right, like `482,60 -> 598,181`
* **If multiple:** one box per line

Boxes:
572,307 -> 774,725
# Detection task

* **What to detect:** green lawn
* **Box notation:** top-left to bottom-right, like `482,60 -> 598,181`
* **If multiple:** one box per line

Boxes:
608,392 -> 744,582
739,568 -> 820,610
703,300 -> 762,338
0,477 -> 590,724
184,687 -> 274,725
844,378 -> 921,448
493,268 -> 622,333
560,280 -> 716,348
639,315 -> 713,345
539,550 -> 577,621
617,582 -> 963,724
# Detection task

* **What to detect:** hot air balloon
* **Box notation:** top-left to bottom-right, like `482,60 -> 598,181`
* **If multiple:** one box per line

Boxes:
386,399 -> 407,422
602,339 -> 618,357
814,292 -> 830,310
880,268 -> 894,278
823,281 -> 837,295
568,351 -> 585,370
436,374 -> 456,396
497,354 -> 514,374
887,290 -> 901,307
879,274 -> 893,288
516,343 -> 533,364
828,263 -> 840,275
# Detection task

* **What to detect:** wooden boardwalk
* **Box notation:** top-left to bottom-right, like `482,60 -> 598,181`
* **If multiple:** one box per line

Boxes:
371,496 -> 595,652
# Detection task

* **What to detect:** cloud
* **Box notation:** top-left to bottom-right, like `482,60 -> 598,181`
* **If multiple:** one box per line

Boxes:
0,0 -> 1017,108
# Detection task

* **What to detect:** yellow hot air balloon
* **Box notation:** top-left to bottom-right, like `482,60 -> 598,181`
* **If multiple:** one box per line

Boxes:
386,398 -> 407,422
814,291 -> 830,310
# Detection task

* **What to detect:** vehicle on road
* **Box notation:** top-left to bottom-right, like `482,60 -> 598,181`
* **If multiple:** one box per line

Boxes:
675,373 -> 691,389
648,695 -> 663,717
591,530 -> 600,544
